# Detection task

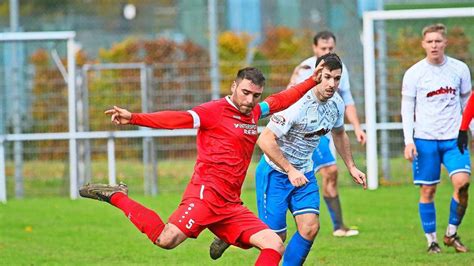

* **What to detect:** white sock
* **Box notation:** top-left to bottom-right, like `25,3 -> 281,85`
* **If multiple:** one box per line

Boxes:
425,232 -> 438,246
446,224 -> 458,237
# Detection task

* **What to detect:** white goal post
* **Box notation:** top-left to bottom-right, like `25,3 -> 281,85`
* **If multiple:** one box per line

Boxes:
363,7 -> 474,190
0,31 -> 76,203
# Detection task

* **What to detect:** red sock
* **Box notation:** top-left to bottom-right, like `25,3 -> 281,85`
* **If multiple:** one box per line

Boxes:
255,248 -> 282,266
110,193 -> 165,243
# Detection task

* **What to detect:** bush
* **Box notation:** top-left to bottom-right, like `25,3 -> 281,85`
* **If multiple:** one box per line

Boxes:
218,31 -> 251,94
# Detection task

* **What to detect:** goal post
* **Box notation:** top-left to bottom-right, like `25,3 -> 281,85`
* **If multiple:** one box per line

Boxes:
0,31 -> 76,202
363,7 -> 474,190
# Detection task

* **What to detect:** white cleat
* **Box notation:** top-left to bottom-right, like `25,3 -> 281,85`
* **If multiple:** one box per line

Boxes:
332,227 -> 359,237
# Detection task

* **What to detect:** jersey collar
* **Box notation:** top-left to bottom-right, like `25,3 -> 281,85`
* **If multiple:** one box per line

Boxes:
425,56 -> 447,66
225,96 -> 239,110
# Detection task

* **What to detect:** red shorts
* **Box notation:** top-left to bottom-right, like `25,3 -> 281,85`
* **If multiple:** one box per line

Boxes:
168,183 -> 268,248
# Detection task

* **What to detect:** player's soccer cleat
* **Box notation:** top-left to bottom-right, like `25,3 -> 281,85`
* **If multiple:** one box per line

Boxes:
332,227 -> 359,237
79,182 -> 128,203
443,233 -> 468,253
427,242 -> 441,254
209,237 -> 230,260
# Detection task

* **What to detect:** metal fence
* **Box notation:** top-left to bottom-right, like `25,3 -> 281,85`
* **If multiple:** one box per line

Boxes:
1,2 -> 474,201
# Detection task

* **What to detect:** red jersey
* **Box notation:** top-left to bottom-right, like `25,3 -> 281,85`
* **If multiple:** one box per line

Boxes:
461,94 -> 474,131
189,97 -> 261,204
130,77 -> 317,204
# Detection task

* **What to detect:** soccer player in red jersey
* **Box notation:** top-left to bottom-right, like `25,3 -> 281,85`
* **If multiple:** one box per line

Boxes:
458,94 -> 474,154
79,65 -> 324,265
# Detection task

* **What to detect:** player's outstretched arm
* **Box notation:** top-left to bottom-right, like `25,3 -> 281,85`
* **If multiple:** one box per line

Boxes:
331,127 -> 367,189
260,60 -> 324,118
105,106 -> 132,125
257,128 -> 309,187
104,105 -> 194,129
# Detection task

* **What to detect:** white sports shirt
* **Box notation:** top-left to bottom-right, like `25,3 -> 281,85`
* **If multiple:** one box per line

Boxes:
293,56 -> 354,106
402,56 -> 472,140
264,89 -> 345,173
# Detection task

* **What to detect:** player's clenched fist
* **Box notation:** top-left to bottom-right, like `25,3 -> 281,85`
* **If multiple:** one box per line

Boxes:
404,143 -> 417,162
287,168 -> 309,187
104,105 -> 132,125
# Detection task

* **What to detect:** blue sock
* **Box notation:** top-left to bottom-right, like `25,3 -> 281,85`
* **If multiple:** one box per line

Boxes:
283,231 -> 313,266
324,196 -> 343,230
419,202 -> 436,233
449,198 -> 465,226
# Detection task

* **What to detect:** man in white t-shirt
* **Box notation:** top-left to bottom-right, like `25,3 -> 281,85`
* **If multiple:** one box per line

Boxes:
401,23 -> 471,254
288,31 -> 366,237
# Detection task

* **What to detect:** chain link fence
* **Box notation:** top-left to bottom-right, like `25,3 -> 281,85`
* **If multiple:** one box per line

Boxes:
0,1 -> 473,198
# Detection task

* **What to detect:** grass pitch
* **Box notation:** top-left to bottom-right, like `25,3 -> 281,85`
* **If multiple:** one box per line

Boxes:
1,181 -> 473,265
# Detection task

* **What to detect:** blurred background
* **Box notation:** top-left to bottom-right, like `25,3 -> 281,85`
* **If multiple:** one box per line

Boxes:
0,0 -> 473,198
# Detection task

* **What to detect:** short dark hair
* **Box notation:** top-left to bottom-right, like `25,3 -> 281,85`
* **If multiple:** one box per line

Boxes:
315,53 -> 342,72
313,31 -> 336,46
235,67 -> 265,87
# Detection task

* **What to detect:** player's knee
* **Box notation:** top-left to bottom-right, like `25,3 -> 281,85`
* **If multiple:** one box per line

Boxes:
327,165 -> 338,177
298,221 -> 320,240
304,226 -> 320,241
155,231 -> 180,249
155,236 -> 178,249
322,165 -> 338,183
265,234 -> 285,255
274,240 -> 285,255
420,185 -> 437,201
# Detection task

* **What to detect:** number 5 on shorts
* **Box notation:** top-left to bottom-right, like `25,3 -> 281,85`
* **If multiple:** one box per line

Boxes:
186,219 -> 195,229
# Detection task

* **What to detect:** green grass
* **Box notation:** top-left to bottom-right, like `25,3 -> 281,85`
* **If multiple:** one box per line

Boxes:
4,156 -> 415,198
1,182 -> 473,265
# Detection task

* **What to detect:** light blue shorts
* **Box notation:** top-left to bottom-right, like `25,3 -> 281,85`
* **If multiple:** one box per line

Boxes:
312,135 -> 336,172
413,138 -> 471,186
255,156 -> 320,233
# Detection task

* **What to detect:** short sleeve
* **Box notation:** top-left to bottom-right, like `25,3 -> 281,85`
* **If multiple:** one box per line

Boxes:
266,105 -> 299,138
